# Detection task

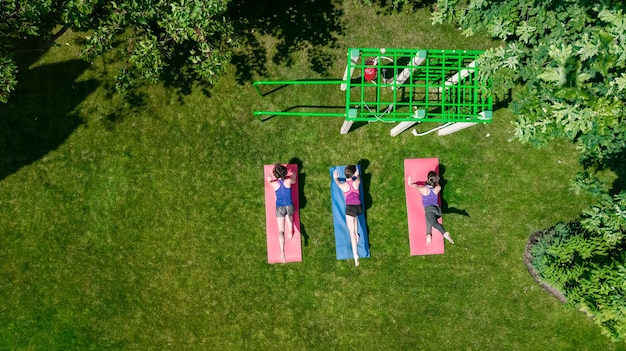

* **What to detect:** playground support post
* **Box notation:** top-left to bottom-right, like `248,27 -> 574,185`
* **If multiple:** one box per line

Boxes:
393,50 -> 427,88
390,109 -> 425,136
340,108 -> 358,134
436,111 -> 492,136
438,60 -> 476,92
341,49 -> 361,91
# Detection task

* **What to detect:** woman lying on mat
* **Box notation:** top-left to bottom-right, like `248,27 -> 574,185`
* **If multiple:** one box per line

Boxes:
333,165 -> 361,267
408,171 -> 454,246
266,164 -> 296,263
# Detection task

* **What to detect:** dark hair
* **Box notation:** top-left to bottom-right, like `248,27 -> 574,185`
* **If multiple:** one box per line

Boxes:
426,171 -> 438,187
273,164 -> 288,179
344,164 -> 357,178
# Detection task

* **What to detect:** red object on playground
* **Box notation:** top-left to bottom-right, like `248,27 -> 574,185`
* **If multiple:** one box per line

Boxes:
364,58 -> 378,81
404,158 -> 446,256
264,164 -> 302,264
364,67 -> 378,81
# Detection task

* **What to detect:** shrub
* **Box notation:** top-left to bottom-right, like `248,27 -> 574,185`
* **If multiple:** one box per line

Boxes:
528,192 -> 626,341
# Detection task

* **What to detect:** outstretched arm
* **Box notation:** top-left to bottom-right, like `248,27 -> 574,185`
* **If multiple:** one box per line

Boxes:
352,168 -> 361,187
267,173 -> 282,191
407,176 -> 421,189
288,169 -> 296,184
333,169 -> 351,192
433,178 -> 442,194
431,175 -> 442,193
333,169 -> 341,186
281,168 -> 296,187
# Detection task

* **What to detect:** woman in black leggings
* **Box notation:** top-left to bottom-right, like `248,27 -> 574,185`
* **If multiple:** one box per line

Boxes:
408,171 -> 454,246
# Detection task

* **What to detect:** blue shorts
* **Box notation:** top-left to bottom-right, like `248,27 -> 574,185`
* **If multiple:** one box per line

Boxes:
276,204 -> 294,218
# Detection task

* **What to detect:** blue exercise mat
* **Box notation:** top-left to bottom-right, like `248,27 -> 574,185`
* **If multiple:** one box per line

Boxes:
329,165 -> 370,260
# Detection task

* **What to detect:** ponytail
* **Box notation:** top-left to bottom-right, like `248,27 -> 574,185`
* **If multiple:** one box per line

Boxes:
426,171 -> 438,187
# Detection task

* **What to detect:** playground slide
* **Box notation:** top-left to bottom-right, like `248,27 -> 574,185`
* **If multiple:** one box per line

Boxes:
264,164 -> 302,264
329,165 -> 371,260
404,158 -> 445,255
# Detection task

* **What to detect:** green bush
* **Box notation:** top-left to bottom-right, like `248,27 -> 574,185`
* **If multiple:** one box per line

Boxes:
530,192 -> 626,341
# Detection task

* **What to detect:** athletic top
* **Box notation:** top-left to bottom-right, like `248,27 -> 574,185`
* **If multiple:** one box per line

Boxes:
275,179 -> 293,207
421,185 -> 439,207
344,179 -> 361,205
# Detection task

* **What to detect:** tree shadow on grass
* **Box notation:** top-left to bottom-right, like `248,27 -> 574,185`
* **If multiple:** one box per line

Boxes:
369,0 -> 438,15
228,0 -> 345,84
0,59 -> 99,181
158,42 -> 217,102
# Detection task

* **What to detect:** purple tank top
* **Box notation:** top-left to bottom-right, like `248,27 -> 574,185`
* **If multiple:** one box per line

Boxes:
344,179 -> 361,205
421,186 -> 439,207
275,179 -> 293,207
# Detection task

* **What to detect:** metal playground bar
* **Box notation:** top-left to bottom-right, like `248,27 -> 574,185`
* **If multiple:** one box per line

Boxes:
253,48 -> 493,136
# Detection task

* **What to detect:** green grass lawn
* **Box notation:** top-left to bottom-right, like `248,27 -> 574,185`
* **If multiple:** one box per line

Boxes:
1,2 -> 625,350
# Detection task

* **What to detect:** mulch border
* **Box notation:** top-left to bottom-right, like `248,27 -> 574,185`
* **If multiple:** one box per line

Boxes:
523,230 -> 567,304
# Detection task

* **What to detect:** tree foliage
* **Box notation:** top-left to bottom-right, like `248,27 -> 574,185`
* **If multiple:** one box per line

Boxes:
0,0 -> 236,102
69,0 -> 236,93
0,0 -> 65,102
434,0 -> 626,340
433,0 -> 626,191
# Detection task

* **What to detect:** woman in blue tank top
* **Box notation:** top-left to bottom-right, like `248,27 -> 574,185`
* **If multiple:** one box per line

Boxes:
266,164 -> 296,263
408,171 -> 454,246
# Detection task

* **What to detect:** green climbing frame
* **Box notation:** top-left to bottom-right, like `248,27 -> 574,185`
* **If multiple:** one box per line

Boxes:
254,48 -> 493,123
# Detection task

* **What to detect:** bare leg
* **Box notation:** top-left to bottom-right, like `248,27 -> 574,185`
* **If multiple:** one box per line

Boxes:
277,217 -> 286,263
346,215 -> 359,266
285,214 -> 294,240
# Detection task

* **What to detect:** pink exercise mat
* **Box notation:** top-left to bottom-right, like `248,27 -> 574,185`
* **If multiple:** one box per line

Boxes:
264,164 -> 302,263
404,158 -> 445,256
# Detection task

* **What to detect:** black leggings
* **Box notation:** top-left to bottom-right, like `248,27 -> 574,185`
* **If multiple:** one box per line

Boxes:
425,205 -> 446,235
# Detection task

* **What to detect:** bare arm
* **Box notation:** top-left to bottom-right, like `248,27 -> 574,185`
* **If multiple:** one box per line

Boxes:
407,176 -> 417,189
333,169 -> 348,192
408,176 -> 433,195
407,176 -> 424,189
431,175 -> 441,194
287,169 -> 296,184
433,184 -> 442,194
281,169 -> 296,188
352,168 -> 361,188
333,169 -> 341,186
266,173 -> 280,190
